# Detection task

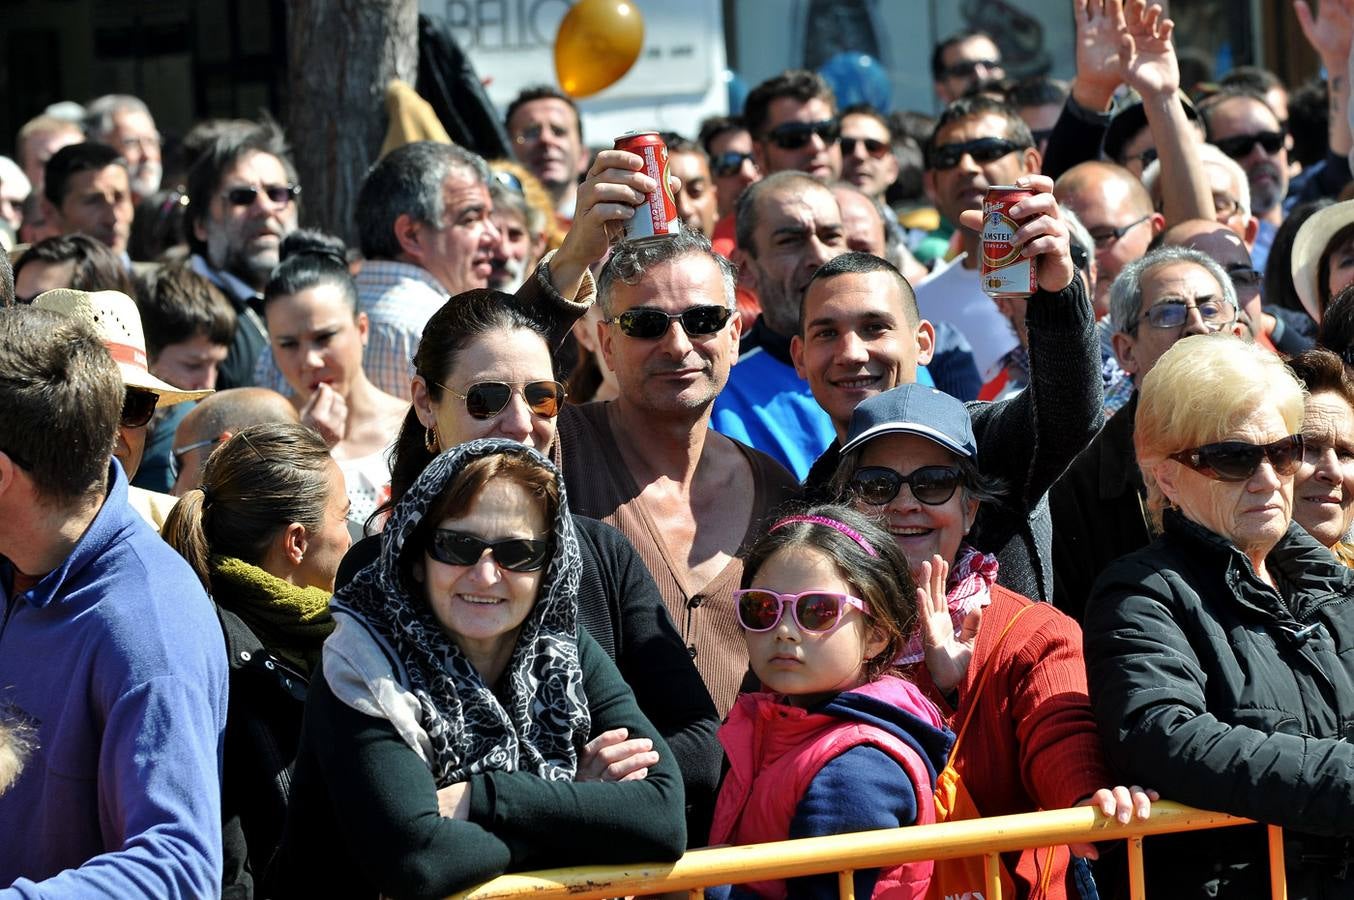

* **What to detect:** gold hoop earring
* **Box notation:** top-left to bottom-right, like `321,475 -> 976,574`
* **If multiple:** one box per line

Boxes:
424,425 -> 439,454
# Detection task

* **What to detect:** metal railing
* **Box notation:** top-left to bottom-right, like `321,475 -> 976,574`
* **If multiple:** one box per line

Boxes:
450,801 -> 1287,900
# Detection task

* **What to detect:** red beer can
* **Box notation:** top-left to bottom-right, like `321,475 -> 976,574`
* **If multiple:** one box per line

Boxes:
614,130 -> 680,241
981,185 -> 1037,298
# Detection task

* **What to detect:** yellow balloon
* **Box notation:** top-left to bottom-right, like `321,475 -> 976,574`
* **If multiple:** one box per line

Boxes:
554,0 -> 645,99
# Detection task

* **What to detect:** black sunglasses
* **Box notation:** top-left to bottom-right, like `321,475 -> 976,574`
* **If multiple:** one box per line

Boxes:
841,136 -> 890,158
710,151 -> 755,177
437,380 -> 566,421
1088,214 -> 1152,250
765,119 -> 840,150
607,304 -> 732,339
848,465 -> 964,506
1170,434 -> 1304,482
427,529 -> 551,572
941,58 -> 1001,80
223,183 -> 301,207
1215,130 -> 1285,160
928,137 -> 1028,171
122,387 -> 160,428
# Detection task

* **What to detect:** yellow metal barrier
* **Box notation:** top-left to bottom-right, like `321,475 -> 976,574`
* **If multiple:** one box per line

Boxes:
450,802 -> 1287,900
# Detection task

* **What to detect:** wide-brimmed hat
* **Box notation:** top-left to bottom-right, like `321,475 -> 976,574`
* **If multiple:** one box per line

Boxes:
841,384 -> 976,458
1291,200 -> 1354,324
32,289 -> 213,405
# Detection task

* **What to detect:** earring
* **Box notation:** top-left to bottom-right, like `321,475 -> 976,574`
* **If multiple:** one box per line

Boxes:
424,425 -> 440,454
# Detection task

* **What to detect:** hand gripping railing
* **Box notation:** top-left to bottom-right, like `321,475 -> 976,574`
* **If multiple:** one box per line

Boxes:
448,802 -> 1287,900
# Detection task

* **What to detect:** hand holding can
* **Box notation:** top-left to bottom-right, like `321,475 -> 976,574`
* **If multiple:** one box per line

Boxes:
613,131 -> 680,242
961,175 -> 1074,295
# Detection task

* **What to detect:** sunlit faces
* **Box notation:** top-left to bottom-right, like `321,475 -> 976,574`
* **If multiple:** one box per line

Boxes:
1058,173 -> 1157,312
708,127 -> 760,219
266,282 -> 367,402
832,187 -> 887,257
924,112 -> 1039,233
19,125 -> 82,188
668,150 -> 718,238
754,96 -> 842,181
743,544 -> 885,707
743,184 -> 846,333
1112,261 -> 1245,384
488,207 -> 535,292
854,433 -> 978,575
151,334 -> 230,392
54,163 -> 133,255
840,113 -> 898,201
106,108 -> 162,197
290,460 -> 353,592
418,479 -> 549,671
195,150 -> 298,288
793,270 -> 934,431
1293,391 -> 1354,548
599,252 -> 741,415
507,98 -> 587,194
413,325 -> 558,454
935,34 -> 1004,103
1155,404 -> 1295,556
1206,96 -> 1288,216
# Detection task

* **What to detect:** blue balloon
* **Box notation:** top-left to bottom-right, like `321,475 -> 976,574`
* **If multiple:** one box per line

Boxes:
818,52 -> 891,112
724,70 -> 749,116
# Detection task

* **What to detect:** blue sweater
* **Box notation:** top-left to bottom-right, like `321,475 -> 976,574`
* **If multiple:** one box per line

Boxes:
0,461 -> 228,899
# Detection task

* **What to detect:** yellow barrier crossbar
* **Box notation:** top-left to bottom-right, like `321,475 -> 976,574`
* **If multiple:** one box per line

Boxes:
450,802 -> 1273,900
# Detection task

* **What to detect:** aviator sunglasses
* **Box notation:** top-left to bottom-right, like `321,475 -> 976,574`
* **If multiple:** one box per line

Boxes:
428,530 -> 552,572
734,589 -> 869,633
1169,434 -> 1305,482
764,119 -> 840,150
928,137 -> 1028,171
437,380 -> 567,420
607,305 -> 733,339
849,465 -> 964,506
222,183 -> 301,207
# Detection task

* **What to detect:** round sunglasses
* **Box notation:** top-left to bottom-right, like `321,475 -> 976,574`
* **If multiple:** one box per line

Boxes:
427,529 -> 552,572
437,380 -> 566,420
1169,434 -> 1304,483
848,465 -> 964,506
606,305 -> 732,340
734,589 -> 868,633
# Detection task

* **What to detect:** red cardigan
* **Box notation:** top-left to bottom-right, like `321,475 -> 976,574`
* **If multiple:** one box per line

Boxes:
908,585 -> 1115,899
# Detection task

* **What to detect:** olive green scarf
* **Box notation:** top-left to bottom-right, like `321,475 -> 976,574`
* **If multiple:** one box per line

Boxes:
209,556 -> 335,675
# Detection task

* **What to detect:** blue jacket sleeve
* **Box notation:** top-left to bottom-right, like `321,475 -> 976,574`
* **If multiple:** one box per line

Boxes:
784,745 -> 919,900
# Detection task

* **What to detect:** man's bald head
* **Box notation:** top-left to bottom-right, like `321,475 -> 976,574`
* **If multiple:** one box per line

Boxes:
1054,161 -> 1161,316
1054,161 -> 1155,217
171,387 -> 300,495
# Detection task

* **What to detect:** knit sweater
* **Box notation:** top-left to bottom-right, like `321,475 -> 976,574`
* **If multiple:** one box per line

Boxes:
805,277 -> 1102,604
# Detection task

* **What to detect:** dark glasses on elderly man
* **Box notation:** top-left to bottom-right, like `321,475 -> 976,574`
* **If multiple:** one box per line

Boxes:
848,465 -> 964,506
428,530 -> 552,572
734,589 -> 868,633
710,151 -> 756,177
765,119 -> 840,150
1169,434 -> 1305,482
223,183 -> 301,207
122,387 -> 160,429
928,137 -> 1028,171
1215,131 -> 1285,160
438,380 -> 567,420
607,304 -> 733,339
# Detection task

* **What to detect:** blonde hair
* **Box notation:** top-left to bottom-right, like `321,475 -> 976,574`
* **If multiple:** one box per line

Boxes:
1135,334 -> 1305,527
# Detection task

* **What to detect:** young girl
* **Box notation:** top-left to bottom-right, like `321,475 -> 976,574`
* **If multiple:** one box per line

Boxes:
710,504 -> 952,900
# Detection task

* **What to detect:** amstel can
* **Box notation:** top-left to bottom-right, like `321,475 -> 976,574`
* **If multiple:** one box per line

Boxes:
981,185 -> 1037,298
614,130 -> 680,242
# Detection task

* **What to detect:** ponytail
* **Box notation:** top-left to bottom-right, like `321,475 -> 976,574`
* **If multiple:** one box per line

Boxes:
162,488 -> 213,590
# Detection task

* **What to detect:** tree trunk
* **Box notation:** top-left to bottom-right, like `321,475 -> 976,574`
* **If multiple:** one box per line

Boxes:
285,0 -> 418,245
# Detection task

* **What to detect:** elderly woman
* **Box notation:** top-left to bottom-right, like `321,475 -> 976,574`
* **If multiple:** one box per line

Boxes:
832,383 -> 1151,899
1085,335 -> 1354,896
269,439 -> 687,899
1288,348 -> 1354,567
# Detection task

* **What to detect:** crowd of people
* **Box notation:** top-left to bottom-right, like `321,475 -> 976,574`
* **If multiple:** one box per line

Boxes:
5,0 -> 1354,898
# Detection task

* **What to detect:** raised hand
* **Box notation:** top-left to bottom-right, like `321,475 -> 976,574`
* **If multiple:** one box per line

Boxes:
1073,0 -> 1128,108
298,382 -> 347,447
1119,0 -> 1179,98
1295,0 -> 1354,68
916,555 -> 981,694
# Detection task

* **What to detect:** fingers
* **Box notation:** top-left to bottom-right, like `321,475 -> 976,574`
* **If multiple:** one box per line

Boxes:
959,607 -> 982,643
1067,841 -> 1100,861
588,149 -> 644,178
579,728 -> 659,782
1294,1 -> 1317,41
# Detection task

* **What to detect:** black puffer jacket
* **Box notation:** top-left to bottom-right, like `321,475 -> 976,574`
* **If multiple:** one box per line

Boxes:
1085,510 -> 1354,898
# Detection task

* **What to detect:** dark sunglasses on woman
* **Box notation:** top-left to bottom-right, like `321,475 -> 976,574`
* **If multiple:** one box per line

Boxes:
848,465 -> 964,506
764,119 -> 840,150
427,529 -> 552,572
438,380 -> 566,420
1169,434 -> 1304,482
607,304 -> 732,340
122,387 -> 160,428
733,589 -> 868,633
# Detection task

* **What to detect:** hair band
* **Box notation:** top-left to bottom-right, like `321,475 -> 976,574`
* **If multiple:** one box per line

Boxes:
769,514 -> 878,557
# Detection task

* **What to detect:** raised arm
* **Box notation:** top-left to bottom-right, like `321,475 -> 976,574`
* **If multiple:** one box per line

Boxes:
1042,0 -> 1123,180
1298,0 -> 1354,162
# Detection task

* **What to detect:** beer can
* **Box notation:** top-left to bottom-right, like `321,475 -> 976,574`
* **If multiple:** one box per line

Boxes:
614,130 -> 680,242
981,186 -> 1037,298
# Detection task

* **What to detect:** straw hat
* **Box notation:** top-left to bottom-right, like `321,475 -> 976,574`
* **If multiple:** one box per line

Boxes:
1291,199 -> 1354,325
32,289 -> 213,405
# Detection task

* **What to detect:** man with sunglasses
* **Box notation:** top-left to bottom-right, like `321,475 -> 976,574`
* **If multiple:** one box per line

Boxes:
0,304 -> 228,898
840,106 -> 900,206
1050,246 -> 1245,619
698,116 -> 761,227
744,70 -> 842,183
931,30 -> 1005,105
185,120 -> 299,390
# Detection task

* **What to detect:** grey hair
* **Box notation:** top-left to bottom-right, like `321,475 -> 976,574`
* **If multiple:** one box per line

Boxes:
489,179 -> 547,239
1108,245 -> 1239,335
84,95 -> 153,140
596,227 -> 738,317
1141,143 -> 1252,218
356,141 -> 491,260
827,443 -> 1009,508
